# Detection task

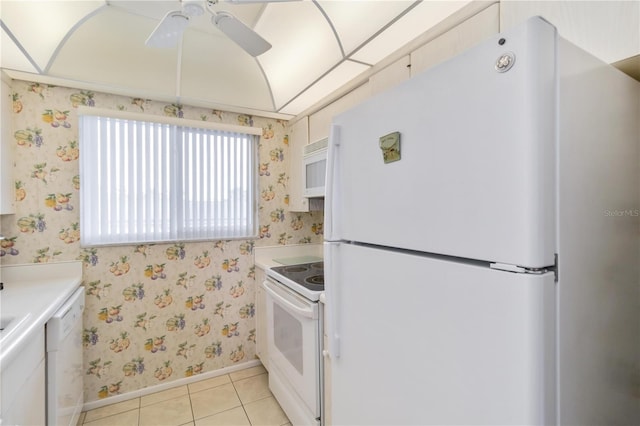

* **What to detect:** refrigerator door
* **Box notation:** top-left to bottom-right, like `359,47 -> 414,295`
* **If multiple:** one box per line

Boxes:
326,17 -> 557,269
324,242 -> 556,425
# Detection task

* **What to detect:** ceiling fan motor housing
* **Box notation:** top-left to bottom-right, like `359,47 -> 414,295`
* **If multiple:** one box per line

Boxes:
183,1 -> 205,17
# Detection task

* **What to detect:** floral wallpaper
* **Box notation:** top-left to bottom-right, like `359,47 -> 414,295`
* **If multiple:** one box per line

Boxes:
1,80 -> 323,403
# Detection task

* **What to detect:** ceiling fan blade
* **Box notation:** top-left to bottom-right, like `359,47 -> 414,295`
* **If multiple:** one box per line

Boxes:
212,12 -> 272,56
145,10 -> 190,48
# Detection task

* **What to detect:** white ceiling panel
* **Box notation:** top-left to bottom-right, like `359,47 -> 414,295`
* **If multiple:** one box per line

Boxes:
179,28 -> 273,111
351,0 -> 470,64
1,0 -> 105,72
255,1 -> 343,110
318,0 -> 416,57
1,27 -> 39,73
108,0 -> 183,21
0,0 -> 490,116
48,7 -> 178,96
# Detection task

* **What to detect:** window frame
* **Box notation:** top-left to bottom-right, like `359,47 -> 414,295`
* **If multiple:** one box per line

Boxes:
78,107 -> 262,247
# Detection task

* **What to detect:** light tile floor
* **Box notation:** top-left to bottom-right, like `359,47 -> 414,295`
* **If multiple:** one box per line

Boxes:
78,365 -> 291,426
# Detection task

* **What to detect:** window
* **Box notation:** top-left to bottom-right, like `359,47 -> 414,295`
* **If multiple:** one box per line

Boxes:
78,108 -> 260,246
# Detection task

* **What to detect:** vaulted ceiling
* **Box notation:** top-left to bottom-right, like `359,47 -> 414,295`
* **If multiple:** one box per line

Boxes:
0,0 -> 470,118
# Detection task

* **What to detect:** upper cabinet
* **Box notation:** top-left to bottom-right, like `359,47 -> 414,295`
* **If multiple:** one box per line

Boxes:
289,1 -> 500,200
287,116 -> 309,212
1,77 -> 16,215
307,3 -> 500,143
369,55 -> 411,97
411,3 -> 500,76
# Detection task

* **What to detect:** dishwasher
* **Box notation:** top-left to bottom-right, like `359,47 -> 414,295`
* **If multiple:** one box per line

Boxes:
46,287 -> 85,426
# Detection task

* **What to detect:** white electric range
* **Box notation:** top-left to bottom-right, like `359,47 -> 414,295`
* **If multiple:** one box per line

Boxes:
263,261 -> 324,426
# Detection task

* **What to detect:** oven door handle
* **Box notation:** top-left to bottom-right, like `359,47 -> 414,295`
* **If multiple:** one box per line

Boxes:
263,280 -> 316,319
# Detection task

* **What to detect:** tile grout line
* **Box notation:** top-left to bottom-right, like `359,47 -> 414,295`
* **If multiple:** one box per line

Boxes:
186,376 -> 199,425
80,406 -> 140,426
81,366 -> 280,426
229,373 -> 254,425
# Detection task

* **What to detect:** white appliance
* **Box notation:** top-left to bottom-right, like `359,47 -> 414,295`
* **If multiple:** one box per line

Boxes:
324,17 -> 639,426
264,262 -> 324,425
47,287 -> 85,426
303,138 -> 328,198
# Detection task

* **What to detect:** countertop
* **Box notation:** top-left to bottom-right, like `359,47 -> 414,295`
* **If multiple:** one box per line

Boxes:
255,243 -> 325,303
254,243 -> 323,270
0,261 -> 82,369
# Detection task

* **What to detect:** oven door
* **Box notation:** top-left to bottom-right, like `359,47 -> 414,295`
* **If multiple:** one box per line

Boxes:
263,277 -> 321,424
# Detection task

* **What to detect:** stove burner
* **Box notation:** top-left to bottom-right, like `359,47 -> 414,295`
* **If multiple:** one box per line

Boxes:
305,275 -> 324,285
270,261 -> 324,295
283,265 -> 309,273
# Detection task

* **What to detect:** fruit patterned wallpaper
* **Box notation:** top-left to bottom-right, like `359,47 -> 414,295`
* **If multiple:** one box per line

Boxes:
1,80 -> 323,403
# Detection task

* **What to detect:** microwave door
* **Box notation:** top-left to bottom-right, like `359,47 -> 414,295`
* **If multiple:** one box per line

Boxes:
304,150 -> 327,197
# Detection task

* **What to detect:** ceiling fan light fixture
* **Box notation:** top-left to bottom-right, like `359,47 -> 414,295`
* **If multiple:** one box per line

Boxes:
183,1 -> 204,17
168,13 -> 190,27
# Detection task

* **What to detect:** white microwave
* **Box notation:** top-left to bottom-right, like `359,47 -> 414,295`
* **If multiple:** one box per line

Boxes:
303,138 -> 328,198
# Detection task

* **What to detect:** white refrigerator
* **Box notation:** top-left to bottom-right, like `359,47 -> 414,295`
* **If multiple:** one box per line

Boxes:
324,17 -> 639,426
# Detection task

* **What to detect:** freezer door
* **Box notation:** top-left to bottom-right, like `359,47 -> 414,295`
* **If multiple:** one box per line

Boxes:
326,17 -> 557,268
324,242 -> 556,425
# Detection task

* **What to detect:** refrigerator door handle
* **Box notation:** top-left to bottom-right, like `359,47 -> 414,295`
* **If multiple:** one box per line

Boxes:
324,124 -> 340,242
324,242 -> 340,358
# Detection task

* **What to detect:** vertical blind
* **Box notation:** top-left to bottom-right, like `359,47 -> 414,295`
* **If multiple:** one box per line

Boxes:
79,113 -> 258,246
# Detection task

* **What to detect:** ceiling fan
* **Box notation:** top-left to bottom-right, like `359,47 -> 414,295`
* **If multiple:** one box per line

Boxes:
145,0 -> 282,57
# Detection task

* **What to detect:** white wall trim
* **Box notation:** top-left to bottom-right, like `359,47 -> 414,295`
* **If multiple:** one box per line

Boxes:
82,359 -> 263,411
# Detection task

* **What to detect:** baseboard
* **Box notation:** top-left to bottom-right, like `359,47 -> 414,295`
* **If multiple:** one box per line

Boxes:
82,359 -> 263,411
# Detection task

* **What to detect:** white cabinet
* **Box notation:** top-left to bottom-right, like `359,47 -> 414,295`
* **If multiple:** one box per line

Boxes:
369,55 -> 411,96
306,3 -> 500,144
255,266 -> 269,371
287,117 -> 309,212
1,328 -> 46,426
1,76 -> 15,215
411,3 -> 500,76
